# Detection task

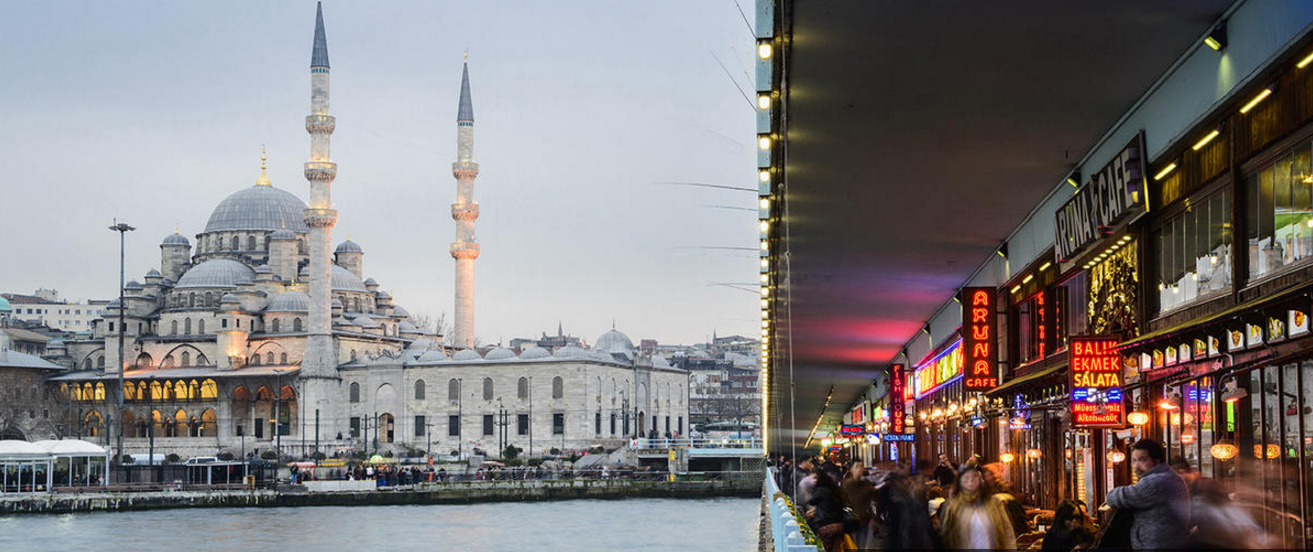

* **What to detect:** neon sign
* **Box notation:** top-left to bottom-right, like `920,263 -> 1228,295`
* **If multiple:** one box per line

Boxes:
961,287 -> 998,390
839,424 -> 864,437
1070,337 -> 1125,428
914,340 -> 963,399
890,364 -> 906,434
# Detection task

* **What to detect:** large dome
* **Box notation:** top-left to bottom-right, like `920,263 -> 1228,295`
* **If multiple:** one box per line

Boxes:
596,329 -> 635,356
175,259 -> 256,289
205,185 -> 309,233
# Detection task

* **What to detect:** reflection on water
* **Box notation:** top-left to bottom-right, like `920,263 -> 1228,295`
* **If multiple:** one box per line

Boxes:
0,497 -> 758,552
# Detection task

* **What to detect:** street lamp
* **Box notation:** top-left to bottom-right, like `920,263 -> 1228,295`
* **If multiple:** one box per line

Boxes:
108,219 -> 135,466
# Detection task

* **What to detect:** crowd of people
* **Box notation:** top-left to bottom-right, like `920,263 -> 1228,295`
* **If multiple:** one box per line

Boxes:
772,438 -> 1272,551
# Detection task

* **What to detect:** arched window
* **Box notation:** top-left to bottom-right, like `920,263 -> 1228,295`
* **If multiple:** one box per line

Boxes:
448,379 -> 460,402
267,352 -> 275,364
280,352 -> 288,364
124,382 -> 137,401
350,350 -> 357,361
196,354 -> 207,365
349,382 -> 360,403
293,318 -> 302,332
97,356 -> 105,368
271,318 -> 279,332
83,358 -> 92,370
482,378 -> 494,401
353,297 -> 361,313
184,318 -> 192,335
93,382 -> 106,401
552,376 -> 564,399
597,377 -> 603,402
518,377 -> 529,400
230,236 -> 239,250
149,381 -> 162,401
174,380 -> 189,400
181,351 -> 190,367
189,293 -> 196,307
414,379 -> 426,400
197,319 -> 205,334
247,236 -> 256,251
251,354 -> 260,366
204,292 -> 213,307
200,409 -> 217,437
188,380 -> 200,399
200,379 -> 217,400
171,320 -> 178,335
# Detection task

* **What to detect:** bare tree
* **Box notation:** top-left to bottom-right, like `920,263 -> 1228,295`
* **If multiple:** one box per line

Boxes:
410,312 -> 449,337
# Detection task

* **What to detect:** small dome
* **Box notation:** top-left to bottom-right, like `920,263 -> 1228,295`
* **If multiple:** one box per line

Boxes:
335,240 -> 362,254
554,345 -> 589,360
255,264 -> 273,274
376,290 -> 392,299
331,297 -> 344,309
391,305 -> 411,318
484,347 -> 517,361
204,184 -> 309,233
219,293 -> 240,304
519,347 -> 551,360
162,233 -> 190,246
352,314 -> 381,328
331,265 -> 367,292
266,291 -> 309,312
106,298 -> 121,308
651,355 -> 671,368
406,337 -> 434,350
363,278 -> 379,287
175,259 -> 256,289
418,349 -> 449,362
270,228 -> 297,241
124,280 -> 142,290
452,349 -> 484,361
399,320 -> 419,333
46,338 -> 66,350
145,268 -> 162,278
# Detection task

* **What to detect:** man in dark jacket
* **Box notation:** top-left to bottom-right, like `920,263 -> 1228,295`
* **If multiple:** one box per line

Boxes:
1106,438 -> 1189,550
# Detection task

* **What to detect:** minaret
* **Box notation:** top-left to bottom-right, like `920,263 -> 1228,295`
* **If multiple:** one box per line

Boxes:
300,1 -> 340,438
450,54 -> 480,350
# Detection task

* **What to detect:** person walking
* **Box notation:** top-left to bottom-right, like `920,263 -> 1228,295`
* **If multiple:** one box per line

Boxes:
1041,500 -> 1093,551
1104,438 -> 1190,550
804,471 -> 849,552
933,454 -> 958,489
841,461 -> 876,548
938,467 -> 1016,550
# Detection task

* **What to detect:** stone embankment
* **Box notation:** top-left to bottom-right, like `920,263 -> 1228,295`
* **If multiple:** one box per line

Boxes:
0,477 -> 758,515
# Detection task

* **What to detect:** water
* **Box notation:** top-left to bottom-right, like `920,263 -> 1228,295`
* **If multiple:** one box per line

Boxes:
0,497 -> 759,552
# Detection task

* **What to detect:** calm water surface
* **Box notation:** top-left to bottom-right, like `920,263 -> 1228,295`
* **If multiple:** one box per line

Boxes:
0,497 -> 758,552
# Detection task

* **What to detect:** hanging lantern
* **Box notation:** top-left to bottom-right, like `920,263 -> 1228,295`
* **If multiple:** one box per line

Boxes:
1107,449 -> 1126,463
1064,449 -> 1073,459
1180,428 -> 1196,445
1127,411 -> 1149,426
1254,444 -> 1280,459
1026,448 -> 1042,460
1000,452 -> 1016,463
1210,441 -> 1238,461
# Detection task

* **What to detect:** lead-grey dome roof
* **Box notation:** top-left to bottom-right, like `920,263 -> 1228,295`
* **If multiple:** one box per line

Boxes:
484,347 -> 517,361
391,305 -> 410,318
266,291 -> 310,312
519,347 -> 551,360
175,259 -> 256,289
554,345 -> 589,360
452,349 -> 483,361
351,314 -> 381,328
335,240 -> 362,254
331,265 -> 367,292
596,329 -> 635,357
270,228 -> 297,240
204,185 -> 309,233
145,268 -> 162,278
162,233 -> 190,246
418,349 -> 449,362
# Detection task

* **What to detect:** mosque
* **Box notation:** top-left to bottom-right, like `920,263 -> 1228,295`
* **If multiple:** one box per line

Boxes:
37,3 -> 688,459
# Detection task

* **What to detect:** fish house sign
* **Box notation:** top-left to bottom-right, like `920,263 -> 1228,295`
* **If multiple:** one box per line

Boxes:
1054,133 -> 1148,262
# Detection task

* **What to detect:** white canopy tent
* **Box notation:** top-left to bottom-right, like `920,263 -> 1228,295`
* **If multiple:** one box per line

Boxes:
0,440 -> 53,493
34,439 -> 109,488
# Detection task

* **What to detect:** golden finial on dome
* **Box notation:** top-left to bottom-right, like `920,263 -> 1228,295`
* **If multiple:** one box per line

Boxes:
464,49 -> 468,63
255,145 -> 272,187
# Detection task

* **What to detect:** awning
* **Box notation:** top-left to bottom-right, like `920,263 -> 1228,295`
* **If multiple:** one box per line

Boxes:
986,363 -> 1065,398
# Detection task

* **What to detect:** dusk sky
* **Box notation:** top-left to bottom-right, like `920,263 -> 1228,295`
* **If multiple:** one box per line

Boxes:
0,1 -> 758,346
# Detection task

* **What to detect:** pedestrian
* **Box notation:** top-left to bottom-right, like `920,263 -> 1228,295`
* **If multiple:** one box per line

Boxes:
938,466 -> 1016,550
872,468 -> 939,549
1040,500 -> 1093,551
841,461 -> 876,548
933,454 -> 958,489
1186,477 -> 1268,548
804,471 -> 850,552
1105,438 -> 1190,550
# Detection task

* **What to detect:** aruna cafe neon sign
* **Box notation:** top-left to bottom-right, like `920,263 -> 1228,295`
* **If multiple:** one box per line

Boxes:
961,287 -> 998,390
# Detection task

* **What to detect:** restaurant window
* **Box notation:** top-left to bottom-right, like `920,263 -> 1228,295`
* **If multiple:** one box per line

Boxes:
1012,292 -> 1049,366
1246,139 -> 1312,281
1153,189 -> 1232,313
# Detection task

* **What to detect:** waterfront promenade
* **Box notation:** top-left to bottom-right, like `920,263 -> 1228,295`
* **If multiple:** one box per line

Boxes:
0,471 -> 759,514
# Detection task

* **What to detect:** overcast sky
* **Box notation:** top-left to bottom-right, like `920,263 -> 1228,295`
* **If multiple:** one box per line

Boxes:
0,1 -> 759,346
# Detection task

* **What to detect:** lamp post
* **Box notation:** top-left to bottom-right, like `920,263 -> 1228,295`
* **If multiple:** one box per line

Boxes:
108,219 -> 135,466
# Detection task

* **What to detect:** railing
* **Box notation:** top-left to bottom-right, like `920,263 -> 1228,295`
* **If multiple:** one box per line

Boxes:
628,437 -> 763,450
765,467 -> 822,552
